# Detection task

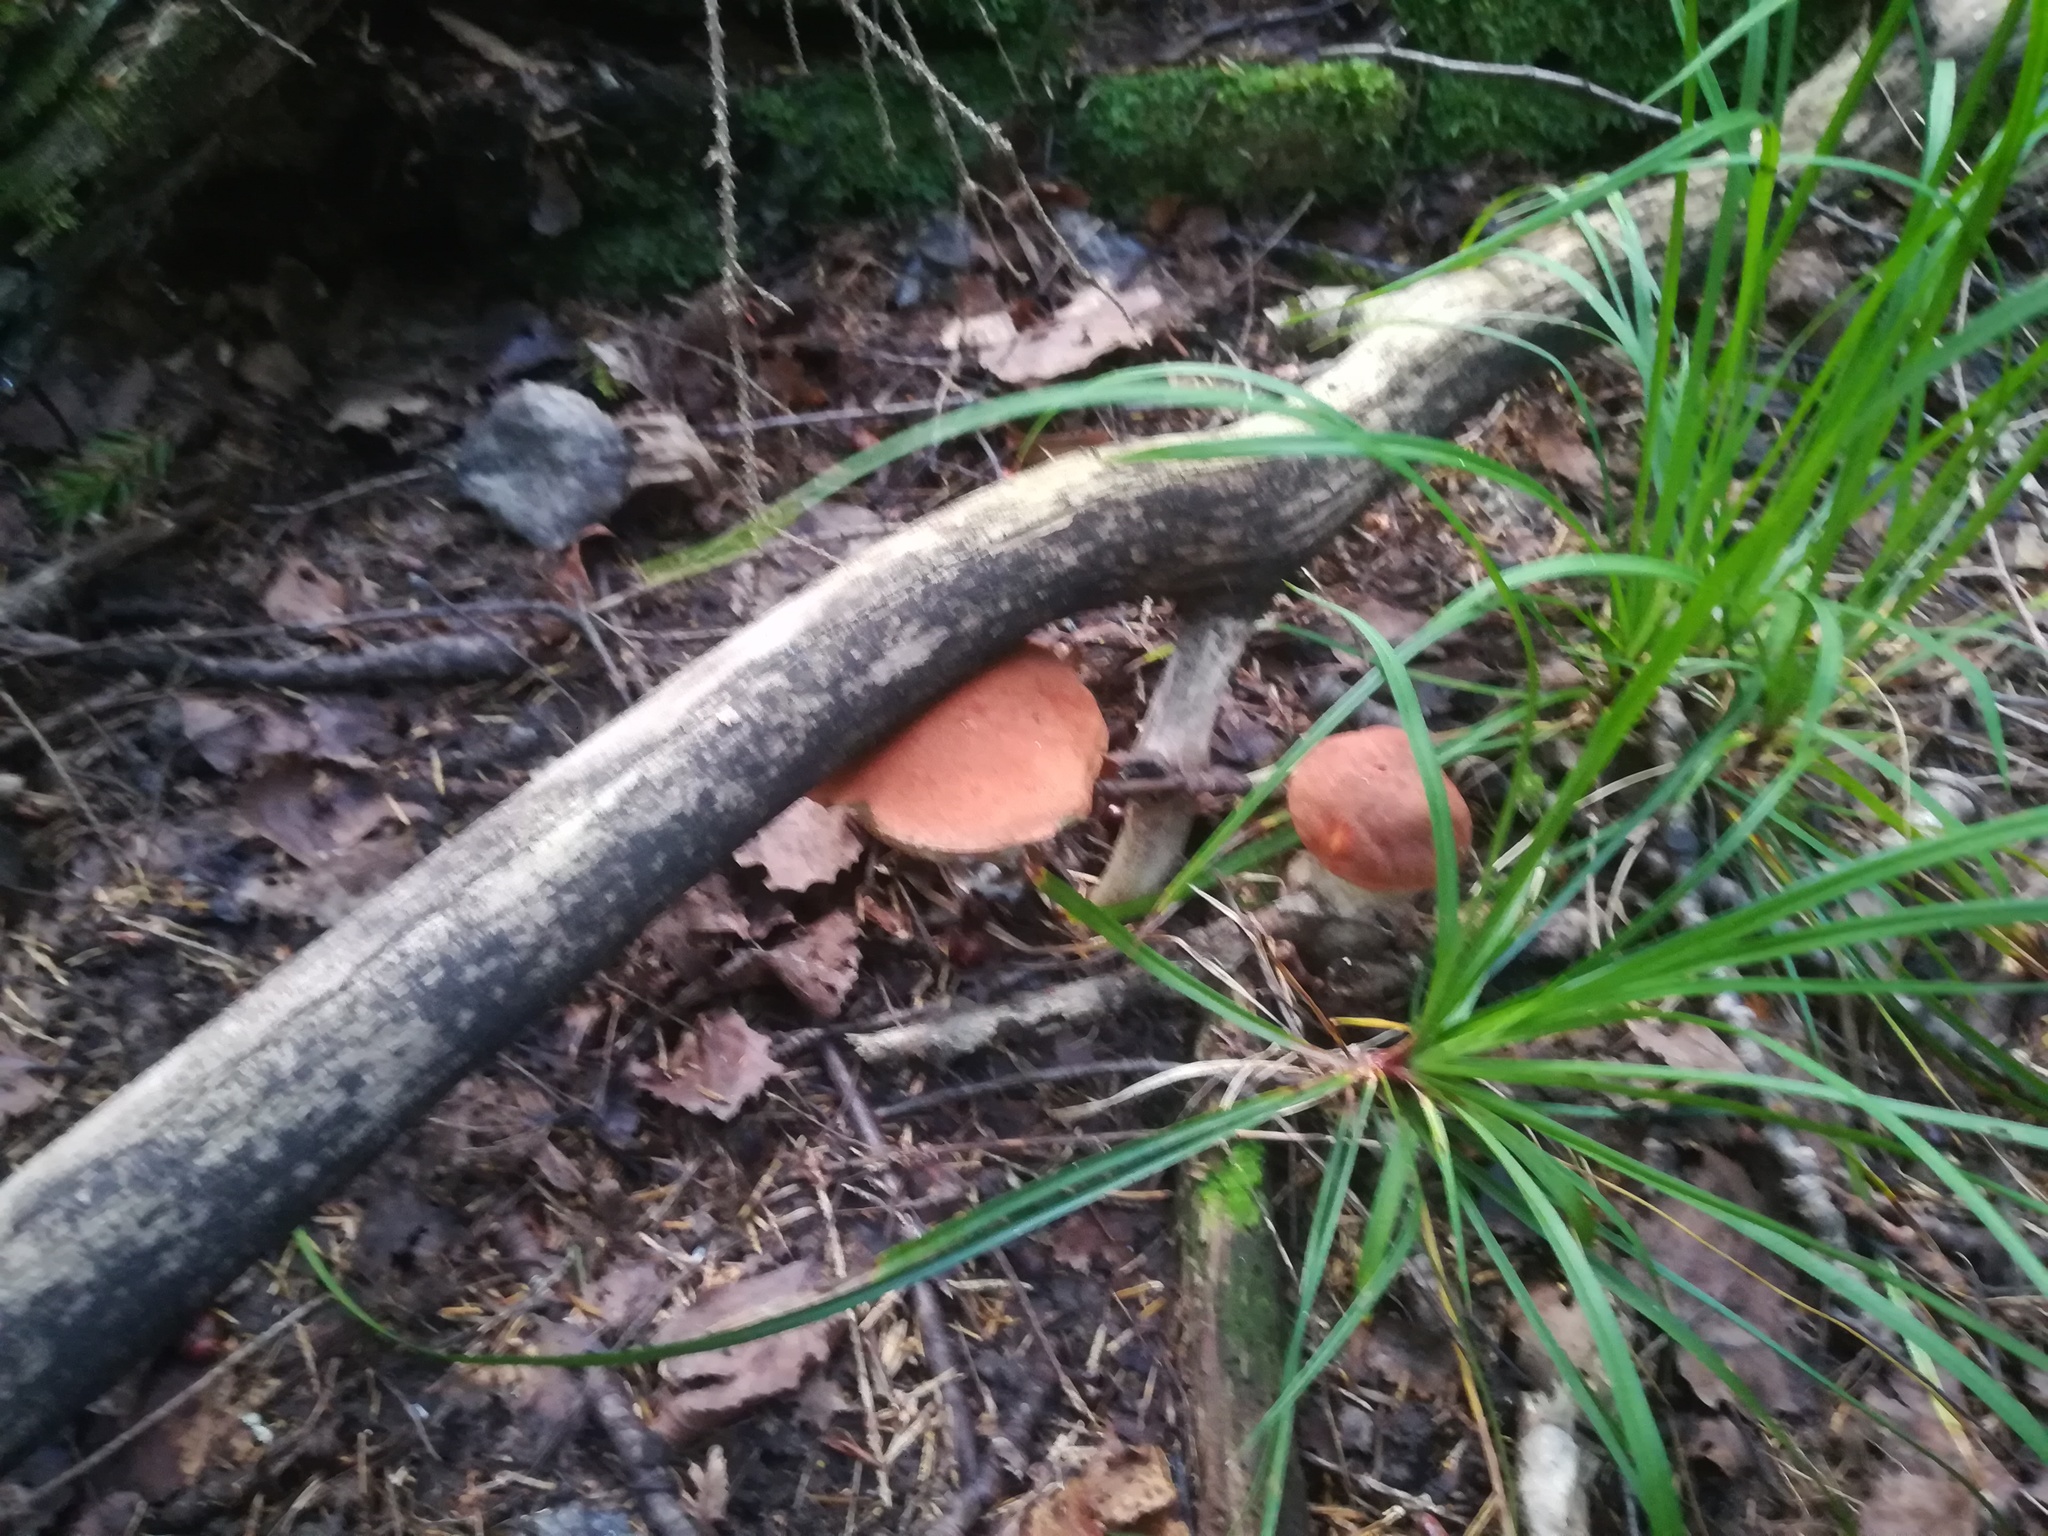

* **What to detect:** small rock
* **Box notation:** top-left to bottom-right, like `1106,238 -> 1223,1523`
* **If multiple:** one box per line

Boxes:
916,210 -> 976,270
455,382 -> 631,550
237,341 -> 313,400
2011,519 -> 2048,572
1052,207 -> 1150,288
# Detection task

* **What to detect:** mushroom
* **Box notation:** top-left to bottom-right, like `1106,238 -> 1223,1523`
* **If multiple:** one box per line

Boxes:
1284,725 -> 1472,918
814,647 -> 1109,858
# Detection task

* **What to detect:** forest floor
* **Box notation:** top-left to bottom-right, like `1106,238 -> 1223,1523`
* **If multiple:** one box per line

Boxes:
2,141 -> 2046,1536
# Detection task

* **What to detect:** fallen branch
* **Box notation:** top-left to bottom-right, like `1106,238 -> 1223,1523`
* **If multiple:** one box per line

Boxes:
0,499 -> 219,629
43,633 -> 533,688
1093,599 -> 1260,907
1178,1135 -> 1305,1536
0,7 -> 1993,1469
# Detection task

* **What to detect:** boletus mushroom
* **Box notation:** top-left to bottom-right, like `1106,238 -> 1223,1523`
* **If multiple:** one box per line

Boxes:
815,647 -> 1109,858
1285,725 -> 1472,916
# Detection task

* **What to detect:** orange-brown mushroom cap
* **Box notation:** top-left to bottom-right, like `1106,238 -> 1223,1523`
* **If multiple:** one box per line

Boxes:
814,648 -> 1109,858
1285,725 -> 1472,893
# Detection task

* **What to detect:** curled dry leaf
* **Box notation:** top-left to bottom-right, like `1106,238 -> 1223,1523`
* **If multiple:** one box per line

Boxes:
634,1009 -> 782,1120
263,556 -> 348,627
1022,1437 -> 1185,1536
733,797 -> 863,892
765,908 -> 862,1017
650,1259 -> 842,1444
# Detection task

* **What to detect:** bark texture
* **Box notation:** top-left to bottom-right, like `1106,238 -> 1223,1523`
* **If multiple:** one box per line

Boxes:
1177,1141 -> 1306,1536
0,0 -> 2002,1469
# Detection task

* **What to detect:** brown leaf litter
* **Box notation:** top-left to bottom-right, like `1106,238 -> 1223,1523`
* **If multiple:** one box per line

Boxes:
634,1009 -> 783,1120
732,797 -> 863,892
1020,1437 -> 1186,1536
765,908 -> 863,1017
649,1259 -> 843,1444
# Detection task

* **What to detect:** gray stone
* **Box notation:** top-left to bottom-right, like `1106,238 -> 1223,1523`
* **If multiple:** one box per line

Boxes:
455,382 -> 631,549
510,1507 -> 634,1536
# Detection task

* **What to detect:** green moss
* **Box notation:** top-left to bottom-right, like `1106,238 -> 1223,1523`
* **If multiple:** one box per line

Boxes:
1390,0 -> 1858,166
1072,59 -> 1407,212
740,54 -> 1023,227
556,170 -> 723,298
1195,1140 -> 1266,1230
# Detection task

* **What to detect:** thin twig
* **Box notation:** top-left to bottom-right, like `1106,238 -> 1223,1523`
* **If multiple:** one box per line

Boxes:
1,599 -> 586,663
876,1058 -> 1183,1121
819,1043 -> 983,1490
211,0 -> 316,64
699,394 -> 982,437
1319,43 -> 1682,125
0,680 -> 153,753
252,466 -> 444,518
705,0 -> 762,510
23,1300 -> 326,1506
0,684 -> 116,851
0,499 -> 220,629
916,1366 -> 1055,1536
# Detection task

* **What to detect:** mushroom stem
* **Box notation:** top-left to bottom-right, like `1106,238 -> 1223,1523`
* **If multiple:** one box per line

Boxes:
1286,850 -> 1412,922
1092,603 -> 1256,907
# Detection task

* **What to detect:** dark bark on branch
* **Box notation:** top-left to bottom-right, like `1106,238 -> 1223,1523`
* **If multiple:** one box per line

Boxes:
0,4 -> 1995,1470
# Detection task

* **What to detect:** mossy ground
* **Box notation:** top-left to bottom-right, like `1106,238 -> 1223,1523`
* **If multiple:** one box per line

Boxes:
552,0 -> 1851,300
1072,58 -> 1407,213
1388,0 -> 1860,165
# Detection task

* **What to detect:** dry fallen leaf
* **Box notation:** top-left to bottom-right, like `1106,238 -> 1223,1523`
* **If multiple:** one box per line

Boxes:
0,1052 -> 55,1122
326,384 -> 436,436
620,404 -> 716,491
1632,1149 -> 1814,1417
1529,429 -> 1605,493
766,909 -> 862,1017
650,1259 -> 842,1443
978,284 -> 1168,385
1859,1470 -> 1978,1536
1627,1019 -> 1746,1076
237,762 -> 422,867
1023,1436 -> 1184,1536
181,695 -> 388,777
634,1009 -> 782,1120
234,835 -> 421,927
262,561 -> 346,626
531,1137 -> 586,1193
733,798 -> 863,891
586,1260 -> 671,1333
1511,1281 -> 1606,1390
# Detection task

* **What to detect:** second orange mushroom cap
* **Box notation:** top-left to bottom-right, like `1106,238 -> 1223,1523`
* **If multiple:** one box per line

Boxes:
1285,725 -> 1472,894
